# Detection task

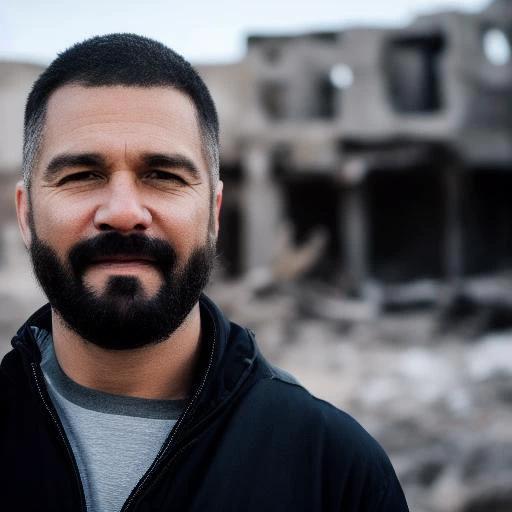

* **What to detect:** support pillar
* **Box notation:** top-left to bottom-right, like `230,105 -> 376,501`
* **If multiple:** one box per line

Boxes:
444,166 -> 464,297
340,158 -> 369,298
240,144 -> 283,274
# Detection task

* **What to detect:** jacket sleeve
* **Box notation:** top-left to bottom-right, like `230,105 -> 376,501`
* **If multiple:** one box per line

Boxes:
319,401 -> 410,512
374,470 -> 409,512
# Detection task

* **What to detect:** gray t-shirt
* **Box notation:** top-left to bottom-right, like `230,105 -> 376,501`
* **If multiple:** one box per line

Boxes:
35,328 -> 185,512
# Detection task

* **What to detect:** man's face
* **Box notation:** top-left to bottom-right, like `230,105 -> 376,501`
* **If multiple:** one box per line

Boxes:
16,85 -> 223,349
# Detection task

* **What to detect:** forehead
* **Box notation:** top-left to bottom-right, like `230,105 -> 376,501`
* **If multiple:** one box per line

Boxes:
38,84 -> 205,173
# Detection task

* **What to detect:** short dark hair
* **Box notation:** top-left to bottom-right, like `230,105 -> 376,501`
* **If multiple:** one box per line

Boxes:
23,33 -> 219,189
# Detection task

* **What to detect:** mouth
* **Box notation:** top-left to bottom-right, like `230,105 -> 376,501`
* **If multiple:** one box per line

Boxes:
88,256 -> 158,272
92,256 -> 156,264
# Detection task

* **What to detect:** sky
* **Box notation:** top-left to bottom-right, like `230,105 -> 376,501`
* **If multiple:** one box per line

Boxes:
0,0 -> 490,65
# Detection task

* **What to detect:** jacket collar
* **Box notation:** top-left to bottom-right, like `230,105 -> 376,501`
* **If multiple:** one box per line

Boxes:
175,294 -> 258,423
12,294 -> 258,417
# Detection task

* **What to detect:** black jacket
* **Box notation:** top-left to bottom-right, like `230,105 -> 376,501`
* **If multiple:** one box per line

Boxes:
0,295 -> 409,511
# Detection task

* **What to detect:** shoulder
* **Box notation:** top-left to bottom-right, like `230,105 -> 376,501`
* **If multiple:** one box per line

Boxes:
243,362 -> 409,510
0,348 -> 30,430
251,365 -> 383,453
0,348 -> 24,391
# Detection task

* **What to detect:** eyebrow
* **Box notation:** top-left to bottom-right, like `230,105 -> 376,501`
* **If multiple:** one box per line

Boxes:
141,153 -> 201,181
43,151 -> 202,182
43,153 -> 106,182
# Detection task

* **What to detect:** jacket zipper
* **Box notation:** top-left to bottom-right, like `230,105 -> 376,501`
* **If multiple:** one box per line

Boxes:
30,362 -> 88,512
120,327 -> 217,512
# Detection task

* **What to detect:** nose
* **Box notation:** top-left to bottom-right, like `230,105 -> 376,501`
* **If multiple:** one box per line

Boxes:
93,173 -> 152,233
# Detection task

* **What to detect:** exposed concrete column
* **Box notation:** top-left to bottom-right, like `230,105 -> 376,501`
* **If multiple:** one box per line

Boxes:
339,158 -> 369,298
240,143 -> 283,273
444,166 -> 464,294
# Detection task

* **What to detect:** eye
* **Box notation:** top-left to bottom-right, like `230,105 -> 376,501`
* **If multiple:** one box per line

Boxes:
57,171 -> 103,186
144,170 -> 186,184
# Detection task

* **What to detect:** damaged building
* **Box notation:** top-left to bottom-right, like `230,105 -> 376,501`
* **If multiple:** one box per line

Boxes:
1,0 -> 512,317
197,0 -> 512,311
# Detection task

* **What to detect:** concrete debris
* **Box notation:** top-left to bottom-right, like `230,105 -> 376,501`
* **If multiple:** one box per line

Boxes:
466,333 -> 512,380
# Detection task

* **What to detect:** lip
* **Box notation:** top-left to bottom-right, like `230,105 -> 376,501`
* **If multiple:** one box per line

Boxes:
91,256 -> 156,265
88,257 -> 158,272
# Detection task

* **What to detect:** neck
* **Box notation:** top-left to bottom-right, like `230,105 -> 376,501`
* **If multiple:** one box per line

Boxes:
50,303 -> 202,400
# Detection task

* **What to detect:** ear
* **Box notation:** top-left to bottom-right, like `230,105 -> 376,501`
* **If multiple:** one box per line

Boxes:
15,181 -> 32,248
213,180 -> 223,237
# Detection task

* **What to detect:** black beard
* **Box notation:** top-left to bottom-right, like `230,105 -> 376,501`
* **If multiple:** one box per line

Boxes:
29,230 -> 215,350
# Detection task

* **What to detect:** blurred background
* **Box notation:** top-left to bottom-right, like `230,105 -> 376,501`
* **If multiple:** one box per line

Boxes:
1,0 -> 511,510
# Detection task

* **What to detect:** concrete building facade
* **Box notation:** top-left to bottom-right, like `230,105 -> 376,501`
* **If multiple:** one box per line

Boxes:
199,0 -> 512,308
1,0 -> 512,320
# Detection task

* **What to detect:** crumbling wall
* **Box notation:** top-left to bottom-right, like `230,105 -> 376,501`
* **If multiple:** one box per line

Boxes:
200,0 -> 512,308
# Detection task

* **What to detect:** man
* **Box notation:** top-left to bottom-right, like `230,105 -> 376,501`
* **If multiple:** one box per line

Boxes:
1,34 -> 408,511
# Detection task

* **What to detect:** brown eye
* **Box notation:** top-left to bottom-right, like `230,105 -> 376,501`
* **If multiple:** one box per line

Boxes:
145,170 -> 186,184
58,171 -> 102,185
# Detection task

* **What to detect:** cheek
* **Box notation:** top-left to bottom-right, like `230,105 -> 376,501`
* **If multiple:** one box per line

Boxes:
30,189 -> 212,257
30,196 -> 94,251
156,199 -> 211,248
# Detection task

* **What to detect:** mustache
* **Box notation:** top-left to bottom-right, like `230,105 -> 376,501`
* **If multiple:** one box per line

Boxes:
68,232 -> 177,275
